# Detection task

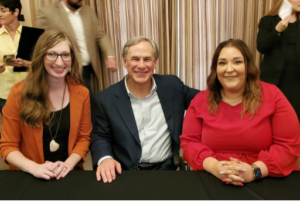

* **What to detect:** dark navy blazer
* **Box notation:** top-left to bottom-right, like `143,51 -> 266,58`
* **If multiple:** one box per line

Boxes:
90,74 -> 199,170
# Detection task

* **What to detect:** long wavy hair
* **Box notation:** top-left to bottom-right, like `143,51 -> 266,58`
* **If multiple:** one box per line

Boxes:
206,39 -> 262,119
265,0 -> 283,16
265,0 -> 300,17
20,30 -> 83,127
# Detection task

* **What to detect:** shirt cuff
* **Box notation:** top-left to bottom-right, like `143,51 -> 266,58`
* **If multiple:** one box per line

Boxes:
97,156 -> 113,166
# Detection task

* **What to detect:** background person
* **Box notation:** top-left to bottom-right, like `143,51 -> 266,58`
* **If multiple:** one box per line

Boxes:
0,30 -> 91,180
0,0 -> 31,124
180,39 -> 300,186
257,0 -> 300,120
35,0 -> 117,92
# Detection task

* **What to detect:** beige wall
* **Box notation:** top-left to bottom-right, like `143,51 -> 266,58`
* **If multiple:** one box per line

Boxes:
20,0 -> 32,26
20,0 -> 39,27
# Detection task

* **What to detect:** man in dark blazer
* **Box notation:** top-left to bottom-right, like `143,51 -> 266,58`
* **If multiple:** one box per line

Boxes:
90,36 -> 199,183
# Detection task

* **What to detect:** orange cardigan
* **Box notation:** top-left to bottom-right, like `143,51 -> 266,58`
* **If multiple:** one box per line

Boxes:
0,78 -> 92,170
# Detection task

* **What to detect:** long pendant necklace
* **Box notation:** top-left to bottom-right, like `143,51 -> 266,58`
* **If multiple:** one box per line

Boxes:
49,81 -> 67,152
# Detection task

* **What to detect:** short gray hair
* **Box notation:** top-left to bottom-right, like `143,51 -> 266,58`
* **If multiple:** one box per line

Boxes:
122,36 -> 159,60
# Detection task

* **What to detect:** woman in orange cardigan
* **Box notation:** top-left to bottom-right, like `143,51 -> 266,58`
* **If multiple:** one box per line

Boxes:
0,30 -> 92,180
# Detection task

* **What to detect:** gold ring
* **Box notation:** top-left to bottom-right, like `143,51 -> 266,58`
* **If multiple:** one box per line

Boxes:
236,170 -> 239,175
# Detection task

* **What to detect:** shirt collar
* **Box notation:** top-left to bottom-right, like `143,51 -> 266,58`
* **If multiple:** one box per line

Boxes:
0,24 -> 22,35
17,24 -> 22,33
0,26 -> 6,35
124,76 -> 157,99
61,1 -> 81,15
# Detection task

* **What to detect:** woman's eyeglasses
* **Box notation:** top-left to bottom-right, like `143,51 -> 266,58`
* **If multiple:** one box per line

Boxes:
45,52 -> 73,62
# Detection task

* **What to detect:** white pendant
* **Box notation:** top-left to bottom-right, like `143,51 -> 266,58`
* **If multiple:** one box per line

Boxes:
50,140 -> 59,152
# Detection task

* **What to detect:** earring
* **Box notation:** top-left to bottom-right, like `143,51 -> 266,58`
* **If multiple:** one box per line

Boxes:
69,67 -> 72,73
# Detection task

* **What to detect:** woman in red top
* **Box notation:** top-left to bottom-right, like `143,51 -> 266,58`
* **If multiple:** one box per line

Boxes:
180,39 -> 300,186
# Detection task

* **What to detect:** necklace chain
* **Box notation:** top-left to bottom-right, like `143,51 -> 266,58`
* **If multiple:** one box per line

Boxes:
221,92 -> 243,103
49,81 -> 67,141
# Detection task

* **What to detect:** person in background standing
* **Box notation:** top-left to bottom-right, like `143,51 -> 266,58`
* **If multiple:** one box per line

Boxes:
0,0 -> 31,133
35,0 -> 117,92
257,0 -> 300,121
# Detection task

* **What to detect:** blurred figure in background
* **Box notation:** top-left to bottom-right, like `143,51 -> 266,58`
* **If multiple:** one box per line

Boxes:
257,0 -> 300,120
0,0 -> 31,128
35,0 -> 117,92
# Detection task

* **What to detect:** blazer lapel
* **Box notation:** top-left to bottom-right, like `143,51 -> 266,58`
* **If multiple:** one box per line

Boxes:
114,79 -> 140,145
55,2 -> 78,49
68,79 -> 84,153
155,75 -> 174,135
296,16 -> 300,69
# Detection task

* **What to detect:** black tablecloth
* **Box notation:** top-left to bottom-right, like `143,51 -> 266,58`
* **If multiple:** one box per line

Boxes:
0,170 -> 299,200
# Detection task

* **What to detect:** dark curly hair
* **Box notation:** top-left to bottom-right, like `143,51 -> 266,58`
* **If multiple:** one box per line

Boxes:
0,0 -> 22,17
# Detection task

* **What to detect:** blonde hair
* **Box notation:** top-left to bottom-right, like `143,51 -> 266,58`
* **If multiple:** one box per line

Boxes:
20,30 -> 83,127
207,39 -> 262,119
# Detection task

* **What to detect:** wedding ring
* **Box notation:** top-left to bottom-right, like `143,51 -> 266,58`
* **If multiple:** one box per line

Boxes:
236,170 -> 239,175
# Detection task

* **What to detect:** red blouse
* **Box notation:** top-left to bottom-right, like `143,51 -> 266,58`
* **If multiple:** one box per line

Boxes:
180,82 -> 300,177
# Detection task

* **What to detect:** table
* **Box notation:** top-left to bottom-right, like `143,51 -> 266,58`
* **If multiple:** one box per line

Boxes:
0,170 -> 299,200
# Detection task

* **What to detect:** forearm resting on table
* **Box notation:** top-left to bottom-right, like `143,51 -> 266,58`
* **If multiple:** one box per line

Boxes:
65,153 -> 82,169
203,157 -> 268,179
253,160 -> 268,177
203,157 -> 220,177
5,151 -> 39,173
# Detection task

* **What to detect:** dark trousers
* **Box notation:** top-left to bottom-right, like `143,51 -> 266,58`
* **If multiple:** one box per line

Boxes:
82,64 -> 93,92
82,64 -> 98,125
0,98 -> 6,114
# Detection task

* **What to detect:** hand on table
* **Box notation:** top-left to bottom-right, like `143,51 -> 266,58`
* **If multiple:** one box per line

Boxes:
0,62 -> 5,73
7,58 -> 31,68
50,161 -> 73,180
276,16 -> 290,33
30,161 -> 73,180
219,157 -> 254,186
29,161 -> 56,180
96,158 -> 122,183
105,57 -> 117,72
212,159 -> 245,186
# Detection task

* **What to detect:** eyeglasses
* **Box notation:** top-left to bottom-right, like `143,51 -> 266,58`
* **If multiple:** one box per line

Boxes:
45,52 -> 73,62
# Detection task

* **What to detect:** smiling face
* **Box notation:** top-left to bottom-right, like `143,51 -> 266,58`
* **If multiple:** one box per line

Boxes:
216,46 -> 246,95
43,40 -> 72,82
288,0 -> 300,13
0,4 -> 18,26
123,41 -> 157,87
